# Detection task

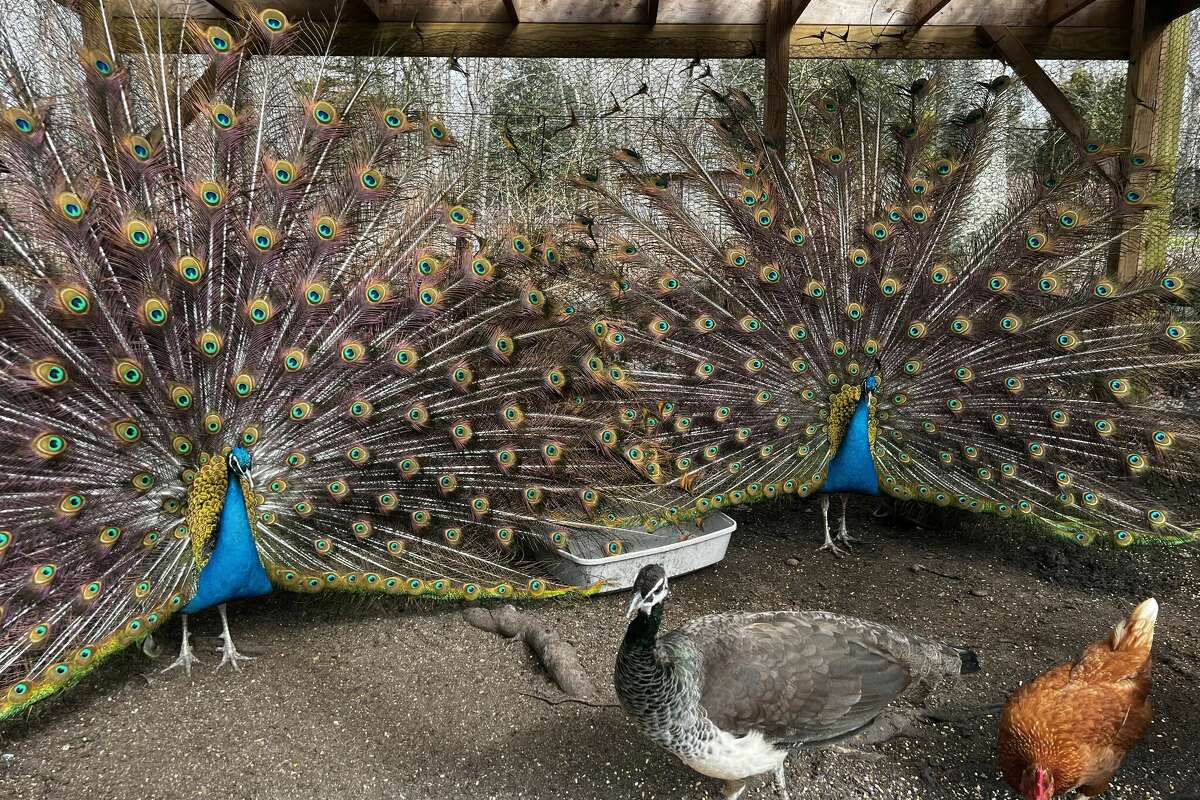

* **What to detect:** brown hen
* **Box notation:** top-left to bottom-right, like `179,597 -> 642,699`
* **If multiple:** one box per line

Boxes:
998,598 -> 1157,799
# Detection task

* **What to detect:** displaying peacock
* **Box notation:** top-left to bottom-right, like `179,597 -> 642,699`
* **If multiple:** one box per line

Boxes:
563,72 -> 1200,554
0,3 -> 648,719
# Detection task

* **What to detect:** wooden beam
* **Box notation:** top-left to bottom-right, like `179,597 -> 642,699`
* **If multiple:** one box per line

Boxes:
103,18 -> 1131,60
1044,0 -> 1102,27
647,0 -> 660,26
502,0 -> 519,25
979,24 -> 1087,143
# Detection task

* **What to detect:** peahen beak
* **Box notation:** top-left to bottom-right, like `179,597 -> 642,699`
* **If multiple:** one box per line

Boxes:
625,591 -> 645,619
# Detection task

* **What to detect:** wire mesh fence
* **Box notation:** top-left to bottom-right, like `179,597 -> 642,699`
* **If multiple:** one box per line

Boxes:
0,4 -> 1197,272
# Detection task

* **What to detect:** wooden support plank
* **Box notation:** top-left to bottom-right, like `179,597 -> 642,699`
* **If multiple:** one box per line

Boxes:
1044,0 -> 1102,27
764,0 -> 793,158
502,0 -> 519,25
979,24 -> 1088,143
910,0 -> 953,30
103,18 -> 1131,60
785,0 -> 812,26
203,0 -> 237,18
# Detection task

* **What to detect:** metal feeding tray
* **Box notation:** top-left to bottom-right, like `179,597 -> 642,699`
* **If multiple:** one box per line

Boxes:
548,512 -> 737,594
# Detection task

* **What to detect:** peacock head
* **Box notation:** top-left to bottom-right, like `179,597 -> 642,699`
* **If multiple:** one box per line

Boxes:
626,563 -> 669,619
1020,765 -> 1053,800
227,447 -> 253,480
864,375 -> 879,393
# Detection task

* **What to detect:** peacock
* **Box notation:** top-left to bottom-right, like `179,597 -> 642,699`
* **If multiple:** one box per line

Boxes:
562,71 -> 1200,555
0,2 -> 649,719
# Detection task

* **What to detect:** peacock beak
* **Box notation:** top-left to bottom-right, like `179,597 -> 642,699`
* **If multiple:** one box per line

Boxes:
625,591 -> 645,619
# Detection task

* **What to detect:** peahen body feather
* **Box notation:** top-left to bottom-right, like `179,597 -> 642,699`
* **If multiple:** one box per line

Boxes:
0,2 -> 646,718
563,71 -> 1200,550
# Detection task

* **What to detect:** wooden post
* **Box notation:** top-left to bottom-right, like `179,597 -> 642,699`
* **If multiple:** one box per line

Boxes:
1111,0 -> 1171,280
764,1 -> 809,161
763,1 -> 790,159
1138,12 -> 1190,273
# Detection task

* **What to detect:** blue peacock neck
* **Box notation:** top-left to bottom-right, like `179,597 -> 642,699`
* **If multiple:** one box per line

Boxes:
821,379 -> 882,496
182,452 -> 273,614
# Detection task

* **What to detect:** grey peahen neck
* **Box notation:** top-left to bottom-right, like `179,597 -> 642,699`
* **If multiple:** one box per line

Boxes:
615,605 -> 713,758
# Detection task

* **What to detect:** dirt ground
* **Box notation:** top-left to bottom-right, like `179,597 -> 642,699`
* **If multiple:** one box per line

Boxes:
1,499 -> 1198,800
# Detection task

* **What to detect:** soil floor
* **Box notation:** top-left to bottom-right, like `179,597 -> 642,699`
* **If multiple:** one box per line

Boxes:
1,500 -> 1198,800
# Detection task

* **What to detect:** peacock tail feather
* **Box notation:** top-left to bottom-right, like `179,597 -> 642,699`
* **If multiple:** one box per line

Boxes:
0,3 -> 647,720
561,71 -> 1200,547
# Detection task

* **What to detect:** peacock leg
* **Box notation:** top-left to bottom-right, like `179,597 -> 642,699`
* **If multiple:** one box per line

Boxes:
836,495 -> 858,545
721,779 -> 747,800
162,614 -> 202,675
816,495 -> 849,556
215,603 -> 256,671
773,765 -> 791,800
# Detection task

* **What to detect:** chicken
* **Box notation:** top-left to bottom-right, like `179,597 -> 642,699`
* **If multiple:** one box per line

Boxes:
997,598 -> 1157,799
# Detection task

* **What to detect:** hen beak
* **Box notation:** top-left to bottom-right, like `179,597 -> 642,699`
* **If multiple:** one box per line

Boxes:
625,591 -> 644,619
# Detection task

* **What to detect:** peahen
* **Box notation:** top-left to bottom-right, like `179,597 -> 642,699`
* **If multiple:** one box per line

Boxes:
0,3 -> 644,719
615,563 -> 978,800
564,72 -> 1200,554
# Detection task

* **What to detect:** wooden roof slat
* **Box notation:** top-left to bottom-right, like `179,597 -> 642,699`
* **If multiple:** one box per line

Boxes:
124,0 -> 1137,28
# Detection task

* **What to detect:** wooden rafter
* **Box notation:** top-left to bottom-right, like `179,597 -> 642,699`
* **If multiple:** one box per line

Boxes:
979,24 -> 1087,144
1045,0 -> 1101,27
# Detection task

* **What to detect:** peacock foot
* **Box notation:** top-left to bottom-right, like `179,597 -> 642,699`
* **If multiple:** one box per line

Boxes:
816,538 -> 850,557
816,534 -> 854,561
163,636 -> 202,675
214,603 -> 256,672
215,633 -> 256,672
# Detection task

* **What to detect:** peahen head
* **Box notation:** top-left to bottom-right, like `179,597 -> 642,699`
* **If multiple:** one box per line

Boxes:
227,447 -> 253,479
625,564 -> 669,619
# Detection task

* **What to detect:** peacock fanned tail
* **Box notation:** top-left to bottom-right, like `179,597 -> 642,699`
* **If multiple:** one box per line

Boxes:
0,4 -> 644,719
563,71 -> 1200,546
